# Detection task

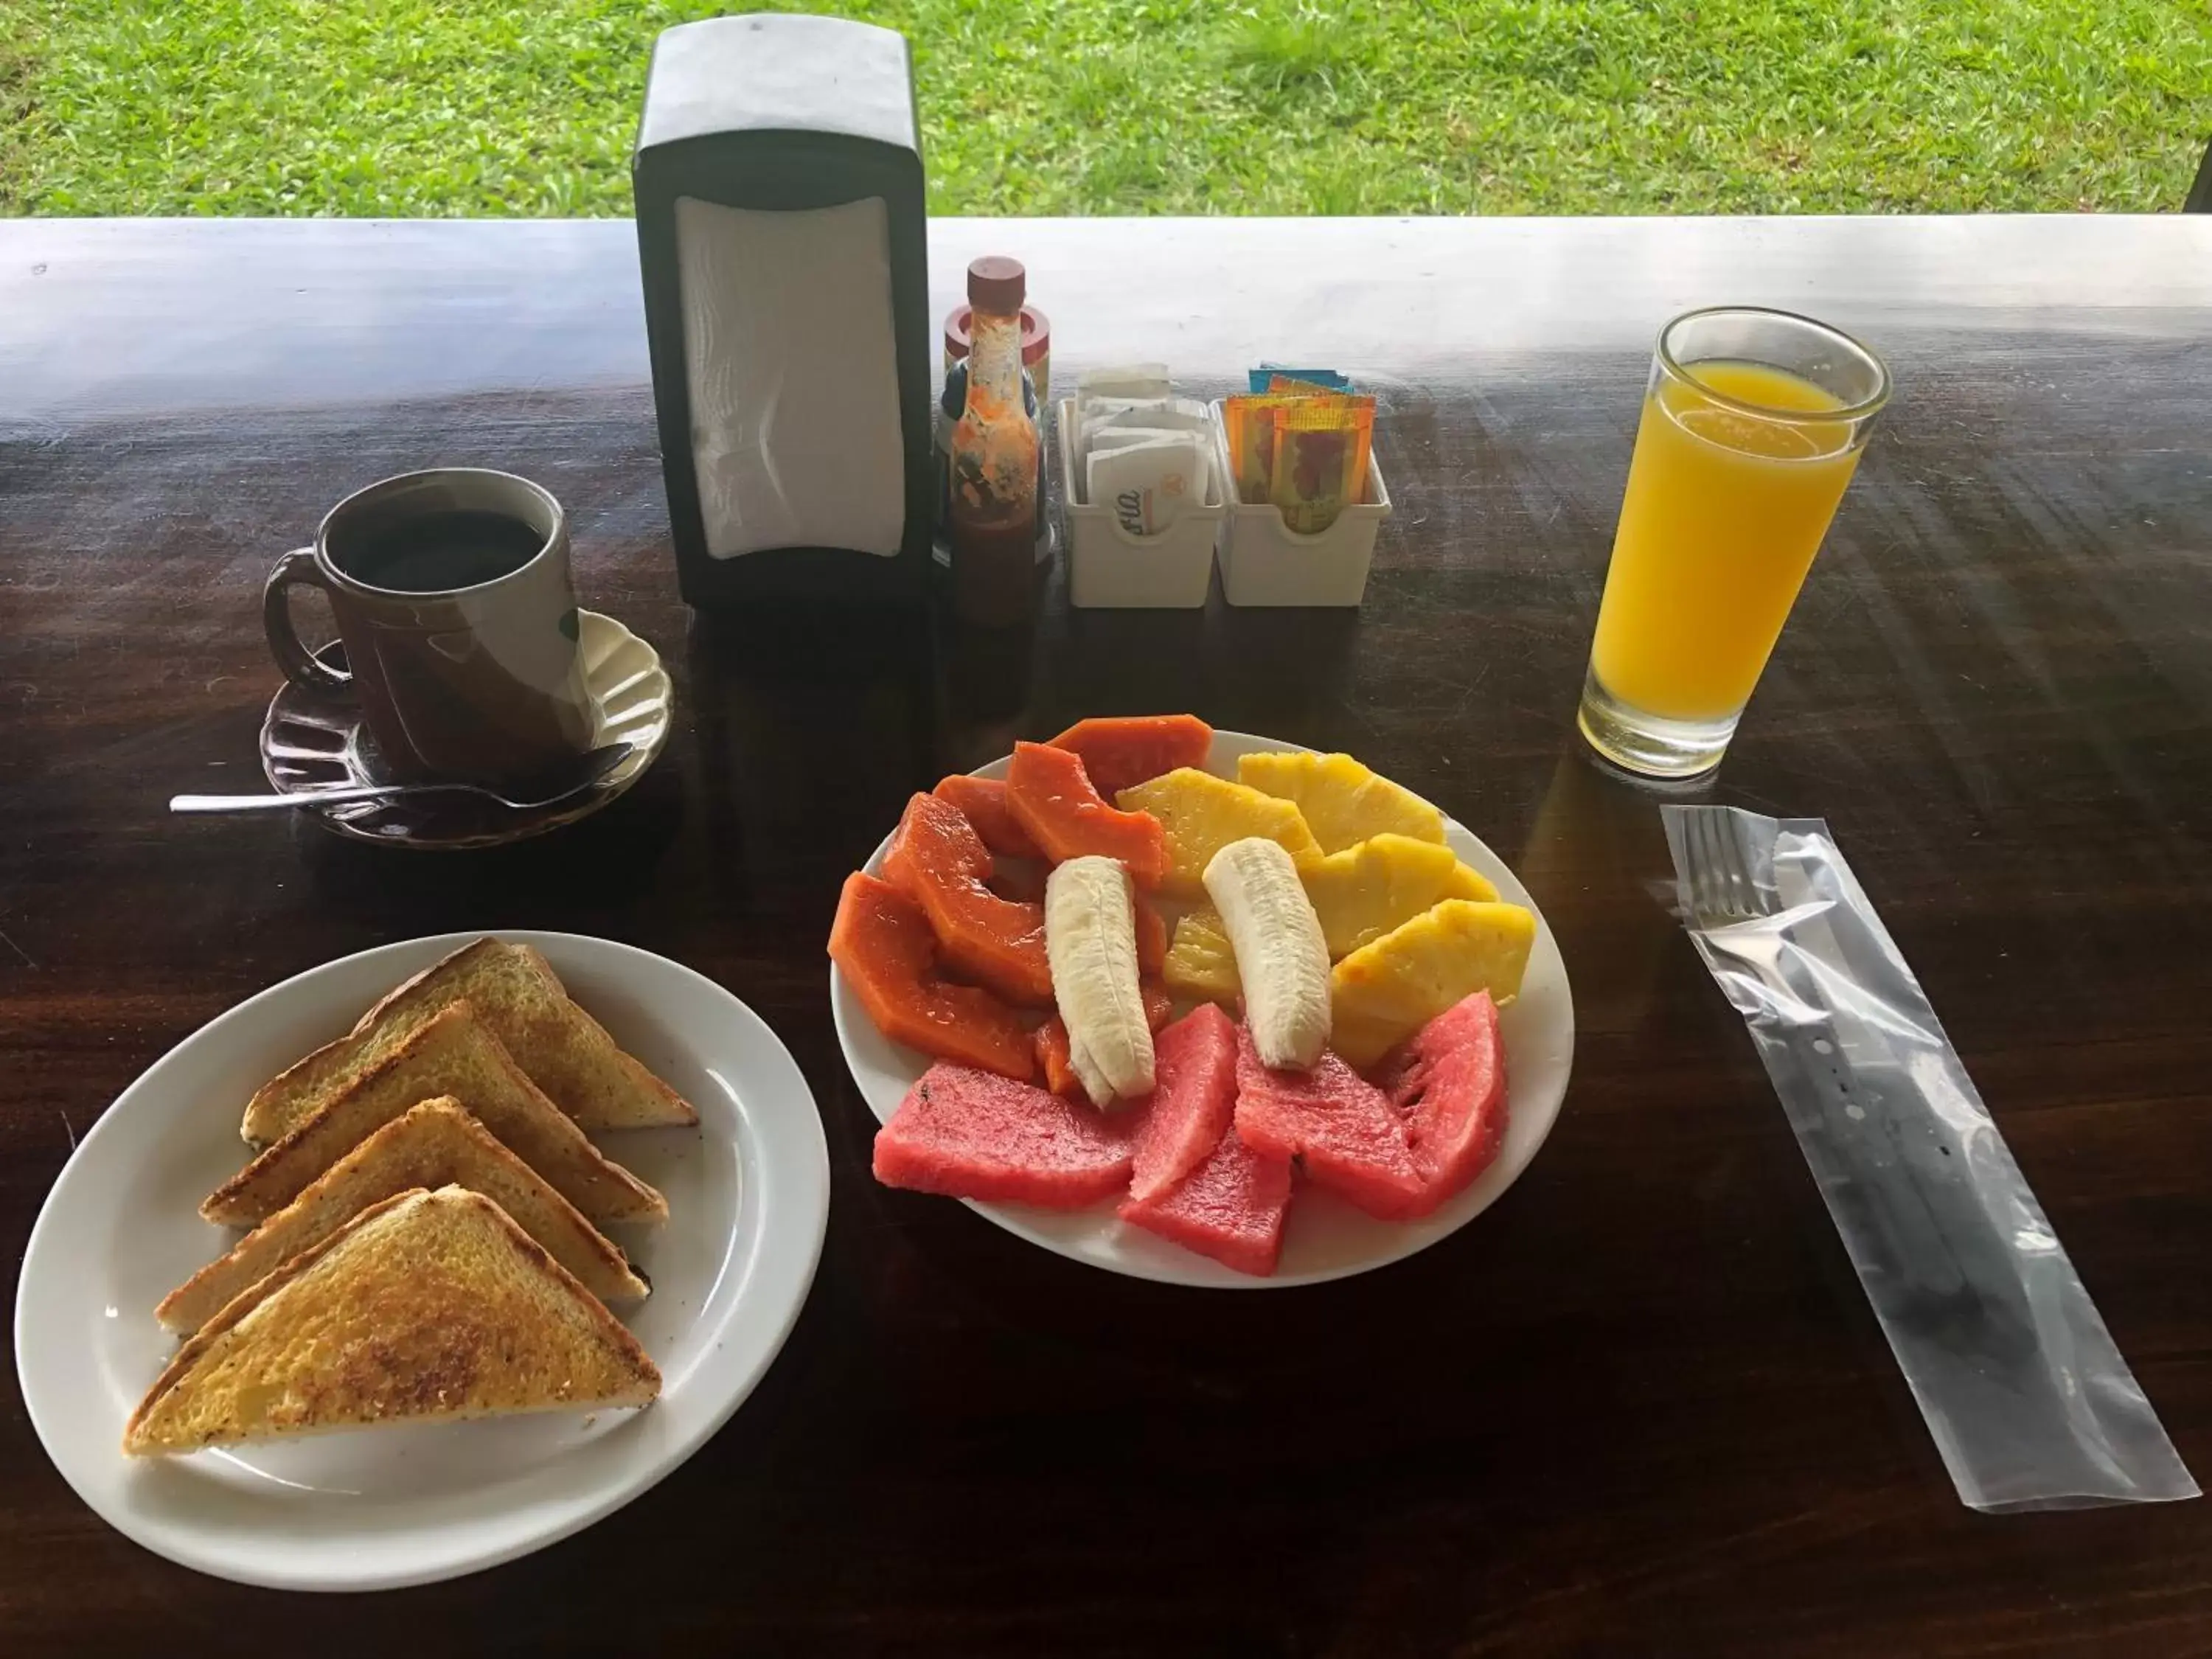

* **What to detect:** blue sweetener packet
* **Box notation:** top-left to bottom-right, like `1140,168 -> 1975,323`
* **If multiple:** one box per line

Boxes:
1248,366 -> 1351,392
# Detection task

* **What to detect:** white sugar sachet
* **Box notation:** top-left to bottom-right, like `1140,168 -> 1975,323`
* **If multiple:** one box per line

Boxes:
1087,429 -> 1212,504
1087,434 -> 1209,536
1076,364 -> 1172,413
1088,425 -> 1195,451
1082,397 -> 1208,436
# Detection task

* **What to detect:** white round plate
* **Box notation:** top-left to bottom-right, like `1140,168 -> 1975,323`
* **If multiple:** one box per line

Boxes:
831,730 -> 1573,1288
15,931 -> 830,1591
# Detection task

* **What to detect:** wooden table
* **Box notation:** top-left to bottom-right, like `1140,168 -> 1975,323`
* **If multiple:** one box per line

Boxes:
4,215 -> 2211,1655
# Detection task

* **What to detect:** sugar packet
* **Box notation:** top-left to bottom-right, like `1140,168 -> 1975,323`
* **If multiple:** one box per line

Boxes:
1087,434 -> 1209,536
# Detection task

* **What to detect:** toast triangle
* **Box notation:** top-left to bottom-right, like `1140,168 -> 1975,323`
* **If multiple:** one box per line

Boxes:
126,1186 -> 661,1455
161,1097 -> 648,1334
240,937 -> 697,1145
202,1002 -> 668,1228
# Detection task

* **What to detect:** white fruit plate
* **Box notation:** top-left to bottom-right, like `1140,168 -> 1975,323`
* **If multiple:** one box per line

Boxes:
15,931 -> 830,1591
831,731 -> 1573,1288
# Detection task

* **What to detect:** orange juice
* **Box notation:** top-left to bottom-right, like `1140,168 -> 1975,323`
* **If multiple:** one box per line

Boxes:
1590,361 -> 1858,722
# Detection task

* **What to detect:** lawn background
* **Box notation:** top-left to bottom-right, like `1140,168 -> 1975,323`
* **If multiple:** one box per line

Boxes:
4,1 -> 2208,217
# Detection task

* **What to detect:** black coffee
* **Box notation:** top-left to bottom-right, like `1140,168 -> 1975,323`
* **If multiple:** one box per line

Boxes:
338,509 -> 546,594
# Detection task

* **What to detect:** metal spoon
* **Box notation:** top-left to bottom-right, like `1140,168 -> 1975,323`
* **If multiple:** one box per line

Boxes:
170,742 -> 635,815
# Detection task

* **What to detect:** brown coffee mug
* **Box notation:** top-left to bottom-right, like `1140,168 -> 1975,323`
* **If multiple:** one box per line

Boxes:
263,469 -> 594,785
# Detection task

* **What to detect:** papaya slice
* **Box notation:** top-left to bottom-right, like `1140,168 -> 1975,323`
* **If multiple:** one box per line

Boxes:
1035,979 -> 1176,1100
1050,714 -> 1214,800
1005,742 -> 1169,888
829,872 -> 1034,1082
988,860 -> 1048,906
1147,978 -> 1176,1027
883,793 -> 1054,1005
1135,895 -> 1167,976
933,773 -> 1043,860
1035,1019 -> 1081,1100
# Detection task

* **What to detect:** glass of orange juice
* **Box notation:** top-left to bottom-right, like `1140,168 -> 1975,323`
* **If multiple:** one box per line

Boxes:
1579,307 -> 1890,776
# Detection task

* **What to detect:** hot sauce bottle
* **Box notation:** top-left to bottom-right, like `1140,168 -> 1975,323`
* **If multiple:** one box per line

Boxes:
948,256 -> 1040,626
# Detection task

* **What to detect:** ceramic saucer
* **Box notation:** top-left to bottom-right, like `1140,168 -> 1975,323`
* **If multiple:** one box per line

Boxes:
259,610 -> 672,850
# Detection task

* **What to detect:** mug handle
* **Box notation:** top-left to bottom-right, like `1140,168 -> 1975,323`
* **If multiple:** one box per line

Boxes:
262,546 -> 352,694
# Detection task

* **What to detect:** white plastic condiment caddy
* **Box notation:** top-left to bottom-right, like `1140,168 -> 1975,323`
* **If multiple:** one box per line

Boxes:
1057,397 -> 1225,608
1209,398 -> 1391,608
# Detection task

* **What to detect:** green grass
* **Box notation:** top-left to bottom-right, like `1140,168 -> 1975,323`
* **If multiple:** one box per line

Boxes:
3,1 -> 2208,216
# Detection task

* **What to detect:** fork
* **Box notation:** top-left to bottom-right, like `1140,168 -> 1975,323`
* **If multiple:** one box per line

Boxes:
1680,805 -> 1760,926
1671,804 -> 2036,1354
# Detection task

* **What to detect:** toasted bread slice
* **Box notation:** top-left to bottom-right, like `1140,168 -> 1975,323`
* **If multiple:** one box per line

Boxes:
161,1099 -> 648,1334
202,1003 -> 667,1228
126,1186 -> 661,1455
240,937 -> 698,1146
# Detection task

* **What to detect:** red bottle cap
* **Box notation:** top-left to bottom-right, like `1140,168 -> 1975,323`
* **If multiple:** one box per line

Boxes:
967,255 -> 1026,317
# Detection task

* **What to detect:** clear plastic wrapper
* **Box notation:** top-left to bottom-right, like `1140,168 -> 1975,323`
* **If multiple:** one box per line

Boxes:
1664,804 -> 2197,1512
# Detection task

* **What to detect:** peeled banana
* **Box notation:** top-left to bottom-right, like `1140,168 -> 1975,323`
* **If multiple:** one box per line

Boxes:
1203,836 -> 1331,1070
1044,856 -> 1155,1107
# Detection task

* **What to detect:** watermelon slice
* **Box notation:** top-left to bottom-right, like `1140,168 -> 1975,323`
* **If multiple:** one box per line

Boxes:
872,1063 -> 1135,1208
1374,991 -> 1509,1219
1119,1124 -> 1293,1276
1124,1003 -> 1240,1202
1232,1027 -> 1423,1218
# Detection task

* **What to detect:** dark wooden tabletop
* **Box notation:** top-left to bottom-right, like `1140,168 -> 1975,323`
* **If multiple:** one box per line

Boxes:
4,215 -> 2211,1657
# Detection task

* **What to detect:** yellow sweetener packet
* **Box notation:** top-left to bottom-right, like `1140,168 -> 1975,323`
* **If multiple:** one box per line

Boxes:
1224,394 -> 1305,504
1267,397 -> 1376,534
1265,375 -> 1345,397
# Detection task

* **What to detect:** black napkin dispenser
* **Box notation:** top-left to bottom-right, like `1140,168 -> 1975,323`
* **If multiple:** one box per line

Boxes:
633,14 -> 933,608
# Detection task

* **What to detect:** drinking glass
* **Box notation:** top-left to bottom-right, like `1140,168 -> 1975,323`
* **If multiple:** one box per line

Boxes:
1578,307 -> 1890,777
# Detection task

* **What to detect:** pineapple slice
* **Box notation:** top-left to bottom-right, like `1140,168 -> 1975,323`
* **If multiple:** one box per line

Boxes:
1116,768 -> 1321,897
1161,905 -> 1242,1006
1302,834 -> 1500,959
1237,751 -> 1446,854
1329,899 -> 1536,1069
